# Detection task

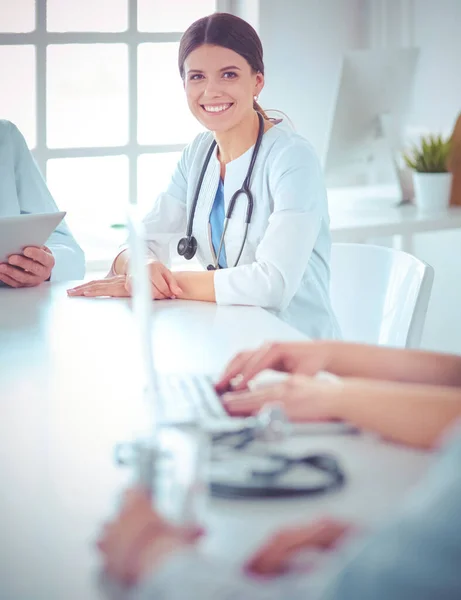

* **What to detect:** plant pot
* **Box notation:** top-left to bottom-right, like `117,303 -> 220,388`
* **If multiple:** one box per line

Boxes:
413,172 -> 453,212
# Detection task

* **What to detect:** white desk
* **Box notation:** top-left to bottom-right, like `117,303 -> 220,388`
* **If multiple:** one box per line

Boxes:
329,187 -> 461,253
0,284 -> 431,600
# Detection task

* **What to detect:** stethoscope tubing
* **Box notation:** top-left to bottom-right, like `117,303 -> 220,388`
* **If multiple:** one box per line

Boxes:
180,111 -> 265,269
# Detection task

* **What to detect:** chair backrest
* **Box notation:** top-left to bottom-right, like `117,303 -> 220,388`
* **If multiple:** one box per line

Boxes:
330,243 -> 434,348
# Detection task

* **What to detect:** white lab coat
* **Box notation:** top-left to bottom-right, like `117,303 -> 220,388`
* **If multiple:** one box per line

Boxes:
139,123 -> 340,339
0,120 -> 85,281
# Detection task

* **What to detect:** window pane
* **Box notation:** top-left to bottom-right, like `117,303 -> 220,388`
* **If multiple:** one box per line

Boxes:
0,46 -> 36,147
47,156 -> 129,258
138,43 -> 204,145
137,152 -> 181,215
138,0 -> 216,32
47,0 -> 128,32
47,44 -> 128,148
0,0 -> 35,33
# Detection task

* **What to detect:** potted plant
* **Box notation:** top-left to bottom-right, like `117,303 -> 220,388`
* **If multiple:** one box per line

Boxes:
403,134 -> 453,212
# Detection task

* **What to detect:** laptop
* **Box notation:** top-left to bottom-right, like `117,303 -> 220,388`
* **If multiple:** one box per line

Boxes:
126,206 -> 354,434
126,204 -> 235,430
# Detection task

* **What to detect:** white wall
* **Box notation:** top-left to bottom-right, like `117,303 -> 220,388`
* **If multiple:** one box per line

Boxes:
253,0 -> 461,353
407,0 -> 461,135
371,0 -> 461,353
404,0 -> 461,353
366,0 -> 461,136
257,0 -> 365,158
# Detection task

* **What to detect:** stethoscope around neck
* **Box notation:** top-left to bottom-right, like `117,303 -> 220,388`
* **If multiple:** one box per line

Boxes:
177,111 -> 265,270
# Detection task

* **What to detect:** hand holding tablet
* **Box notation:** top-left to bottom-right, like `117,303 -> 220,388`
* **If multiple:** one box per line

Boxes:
0,212 -> 65,287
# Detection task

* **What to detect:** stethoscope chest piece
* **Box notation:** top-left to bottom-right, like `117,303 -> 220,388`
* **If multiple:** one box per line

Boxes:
177,235 -> 198,260
178,111 -> 265,268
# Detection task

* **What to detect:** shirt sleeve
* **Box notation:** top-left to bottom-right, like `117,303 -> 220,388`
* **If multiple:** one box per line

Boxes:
10,122 -> 85,282
214,138 -> 324,310
322,422 -> 461,600
132,550 -> 324,600
114,145 -> 190,271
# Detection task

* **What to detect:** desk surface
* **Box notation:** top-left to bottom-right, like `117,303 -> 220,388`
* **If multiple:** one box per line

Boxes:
0,284 -> 431,600
328,186 -> 461,241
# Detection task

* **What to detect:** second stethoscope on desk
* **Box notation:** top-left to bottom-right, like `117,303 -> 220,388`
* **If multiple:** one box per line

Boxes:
116,404 -> 347,501
177,111 -> 266,271
208,404 -> 346,499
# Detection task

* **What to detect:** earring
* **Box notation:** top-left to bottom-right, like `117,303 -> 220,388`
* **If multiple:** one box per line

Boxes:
254,94 -> 259,102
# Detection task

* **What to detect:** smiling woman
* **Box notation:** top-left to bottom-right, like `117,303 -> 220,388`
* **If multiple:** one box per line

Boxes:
178,13 -> 269,127
67,13 -> 341,340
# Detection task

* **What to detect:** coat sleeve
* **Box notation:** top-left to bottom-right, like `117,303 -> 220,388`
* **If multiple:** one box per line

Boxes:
141,146 -> 191,267
113,144 -> 192,270
213,139 -> 325,310
130,550 -> 324,600
322,423 -> 461,600
10,121 -> 85,281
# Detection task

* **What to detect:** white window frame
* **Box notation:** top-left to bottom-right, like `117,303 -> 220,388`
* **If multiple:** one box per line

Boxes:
0,0 -> 232,271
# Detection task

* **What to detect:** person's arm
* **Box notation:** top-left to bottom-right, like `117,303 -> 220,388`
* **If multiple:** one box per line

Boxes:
97,489 -> 309,600
174,270 -> 216,302
134,551 -> 298,600
69,141 -> 193,296
329,378 -> 461,448
216,342 -> 461,394
112,254 -> 217,301
323,342 -> 461,387
322,423 -> 461,600
223,373 -> 461,449
10,122 -> 85,281
111,247 -> 130,276
111,140 -> 194,277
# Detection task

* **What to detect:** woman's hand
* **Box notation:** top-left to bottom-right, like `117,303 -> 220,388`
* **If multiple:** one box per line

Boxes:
67,275 -> 130,298
246,517 -> 353,576
144,259 -> 183,299
0,246 -> 55,287
97,488 -> 202,586
222,374 -> 340,421
67,260 -> 183,299
216,341 -> 333,394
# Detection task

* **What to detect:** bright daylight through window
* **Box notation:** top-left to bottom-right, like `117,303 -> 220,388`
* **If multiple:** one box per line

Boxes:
0,0 -> 219,268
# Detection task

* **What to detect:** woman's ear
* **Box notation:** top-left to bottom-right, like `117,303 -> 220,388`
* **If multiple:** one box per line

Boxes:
254,72 -> 265,98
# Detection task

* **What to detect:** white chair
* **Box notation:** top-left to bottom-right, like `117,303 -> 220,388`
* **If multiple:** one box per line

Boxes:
330,243 -> 434,348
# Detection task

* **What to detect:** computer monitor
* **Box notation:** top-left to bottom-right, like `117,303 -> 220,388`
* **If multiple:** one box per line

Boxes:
323,48 -> 419,198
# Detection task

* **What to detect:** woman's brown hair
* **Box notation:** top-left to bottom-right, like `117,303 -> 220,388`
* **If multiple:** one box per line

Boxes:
178,13 -> 269,119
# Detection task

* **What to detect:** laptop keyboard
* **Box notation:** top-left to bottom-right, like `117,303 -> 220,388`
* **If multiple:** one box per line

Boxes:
155,374 -> 228,425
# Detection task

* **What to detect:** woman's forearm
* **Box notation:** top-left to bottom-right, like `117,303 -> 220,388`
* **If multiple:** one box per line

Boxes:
326,343 -> 461,387
113,249 -> 130,276
175,271 -> 216,302
329,378 -> 461,449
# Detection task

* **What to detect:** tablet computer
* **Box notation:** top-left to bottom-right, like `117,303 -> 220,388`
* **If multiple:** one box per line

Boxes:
0,212 -> 66,263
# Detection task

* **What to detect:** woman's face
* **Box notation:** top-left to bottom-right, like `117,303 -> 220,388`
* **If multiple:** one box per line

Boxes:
183,44 -> 264,133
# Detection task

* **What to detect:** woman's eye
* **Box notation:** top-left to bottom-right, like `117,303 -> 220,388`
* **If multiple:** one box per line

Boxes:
189,74 -> 204,81
223,71 -> 237,79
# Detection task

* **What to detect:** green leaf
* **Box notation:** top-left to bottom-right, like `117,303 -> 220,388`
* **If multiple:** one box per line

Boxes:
402,133 -> 452,172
